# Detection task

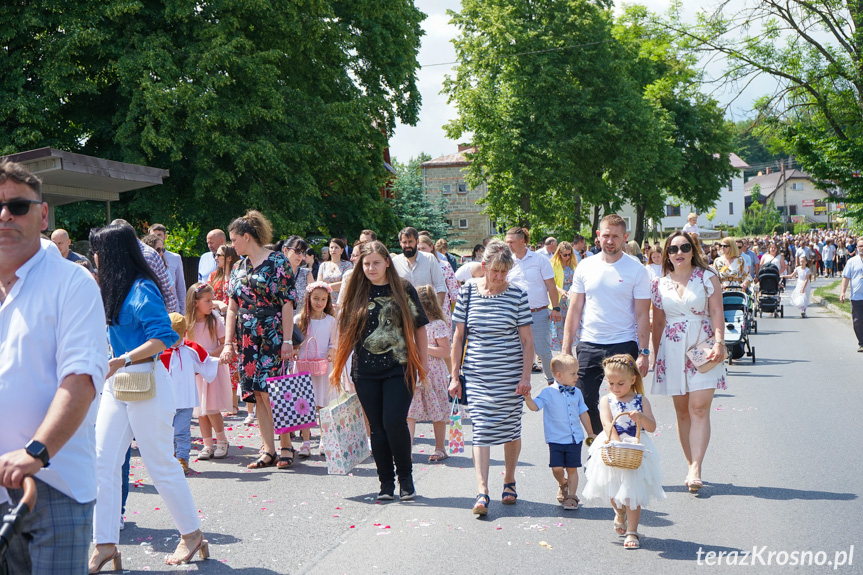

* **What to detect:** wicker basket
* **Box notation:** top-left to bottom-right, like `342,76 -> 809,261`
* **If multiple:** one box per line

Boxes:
295,337 -> 329,376
600,413 -> 645,470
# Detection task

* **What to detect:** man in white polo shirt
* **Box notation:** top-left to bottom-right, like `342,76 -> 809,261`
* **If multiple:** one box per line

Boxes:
538,237 -> 557,259
391,227 -> 446,305
562,214 -> 651,434
0,161 -> 108,574
840,237 -> 863,351
505,227 -> 561,385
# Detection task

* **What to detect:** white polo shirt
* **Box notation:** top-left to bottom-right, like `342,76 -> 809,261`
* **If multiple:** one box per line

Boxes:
0,245 -> 108,504
843,255 -> 863,300
391,251 -> 446,294
513,249 -> 555,309
570,253 -> 651,345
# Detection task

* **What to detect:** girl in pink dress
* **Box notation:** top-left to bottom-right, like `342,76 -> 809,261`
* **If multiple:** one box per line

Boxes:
408,285 -> 452,462
185,283 -> 233,460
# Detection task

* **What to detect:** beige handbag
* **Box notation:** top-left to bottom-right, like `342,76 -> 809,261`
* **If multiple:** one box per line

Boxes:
685,271 -> 721,374
113,365 -> 156,401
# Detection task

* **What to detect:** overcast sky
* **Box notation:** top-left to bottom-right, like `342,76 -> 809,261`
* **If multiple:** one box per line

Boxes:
389,0 -> 774,164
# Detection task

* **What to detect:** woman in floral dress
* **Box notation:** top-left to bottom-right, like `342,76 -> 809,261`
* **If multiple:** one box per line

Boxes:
650,231 -> 726,493
219,211 -> 297,469
550,242 -> 576,352
208,244 -> 241,415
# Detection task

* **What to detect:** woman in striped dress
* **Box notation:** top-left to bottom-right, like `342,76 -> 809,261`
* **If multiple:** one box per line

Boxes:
449,240 -> 534,515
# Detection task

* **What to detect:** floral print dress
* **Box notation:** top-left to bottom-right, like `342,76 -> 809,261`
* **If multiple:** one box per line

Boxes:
651,267 -> 726,396
208,270 -> 240,393
318,259 -> 353,302
229,252 -> 297,394
551,265 -> 574,352
714,256 -> 749,288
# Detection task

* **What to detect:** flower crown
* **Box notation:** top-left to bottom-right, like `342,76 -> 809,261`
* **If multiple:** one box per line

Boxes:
306,281 -> 332,294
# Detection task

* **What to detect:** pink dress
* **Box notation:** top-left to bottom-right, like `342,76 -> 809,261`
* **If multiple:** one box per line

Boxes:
408,319 -> 450,422
192,313 -> 233,415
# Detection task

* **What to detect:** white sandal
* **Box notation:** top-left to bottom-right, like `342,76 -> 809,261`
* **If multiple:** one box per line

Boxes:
197,445 -> 215,460
213,440 -> 229,459
624,531 -> 641,549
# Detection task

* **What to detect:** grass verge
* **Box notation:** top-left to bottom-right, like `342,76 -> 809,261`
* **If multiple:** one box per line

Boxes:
813,280 -> 851,315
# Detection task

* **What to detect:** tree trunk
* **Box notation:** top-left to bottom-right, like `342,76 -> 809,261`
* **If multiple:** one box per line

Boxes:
591,204 -> 600,238
573,191 -> 582,234
634,203 -> 645,245
519,191 -> 530,228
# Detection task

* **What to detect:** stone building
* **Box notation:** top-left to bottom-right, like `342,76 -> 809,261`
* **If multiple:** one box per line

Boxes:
421,145 -> 493,251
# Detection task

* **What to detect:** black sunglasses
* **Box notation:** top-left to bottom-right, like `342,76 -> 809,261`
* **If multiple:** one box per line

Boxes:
0,199 -> 42,216
667,244 -> 693,255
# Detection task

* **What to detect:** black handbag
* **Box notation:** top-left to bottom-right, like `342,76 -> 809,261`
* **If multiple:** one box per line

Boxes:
457,285 -> 472,405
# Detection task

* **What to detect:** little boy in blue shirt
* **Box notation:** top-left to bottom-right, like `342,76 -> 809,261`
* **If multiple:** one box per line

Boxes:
525,354 -> 595,510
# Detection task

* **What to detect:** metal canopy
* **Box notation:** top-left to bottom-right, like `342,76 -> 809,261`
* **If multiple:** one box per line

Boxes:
0,147 -> 169,207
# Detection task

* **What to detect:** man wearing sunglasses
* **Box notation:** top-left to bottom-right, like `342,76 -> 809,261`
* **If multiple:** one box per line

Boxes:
0,161 -> 109,574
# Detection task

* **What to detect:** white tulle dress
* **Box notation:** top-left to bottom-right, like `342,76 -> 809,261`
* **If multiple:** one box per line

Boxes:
582,393 -> 666,508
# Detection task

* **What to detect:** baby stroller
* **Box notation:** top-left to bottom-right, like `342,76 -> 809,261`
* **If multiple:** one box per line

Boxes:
756,264 -> 784,318
722,289 -> 755,364
0,477 -> 36,574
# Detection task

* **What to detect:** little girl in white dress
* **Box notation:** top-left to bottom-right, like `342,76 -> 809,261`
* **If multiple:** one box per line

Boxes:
783,255 -> 812,317
583,354 -> 665,549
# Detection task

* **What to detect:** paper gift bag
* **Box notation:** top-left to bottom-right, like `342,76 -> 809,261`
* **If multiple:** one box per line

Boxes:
267,364 -> 317,434
320,392 -> 370,475
446,400 -> 464,455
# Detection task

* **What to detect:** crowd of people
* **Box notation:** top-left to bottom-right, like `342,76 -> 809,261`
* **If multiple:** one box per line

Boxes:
3,157 -> 863,572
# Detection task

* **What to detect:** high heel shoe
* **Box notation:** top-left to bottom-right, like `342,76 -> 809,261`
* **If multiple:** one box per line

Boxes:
88,545 -> 122,573
165,529 -> 209,565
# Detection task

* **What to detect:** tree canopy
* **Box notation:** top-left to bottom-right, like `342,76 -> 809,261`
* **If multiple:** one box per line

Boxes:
0,0 -> 425,243
664,0 -> 863,216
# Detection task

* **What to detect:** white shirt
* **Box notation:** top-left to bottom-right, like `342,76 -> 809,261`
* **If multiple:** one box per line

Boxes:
391,251 -> 446,294
165,344 -> 218,410
569,253 -> 651,345
682,223 -> 700,236
198,251 -> 217,282
843,256 -> 863,300
513,249 -> 555,308
163,250 -> 187,313
538,246 -> 554,259
453,261 -> 528,292
0,247 -> 109,504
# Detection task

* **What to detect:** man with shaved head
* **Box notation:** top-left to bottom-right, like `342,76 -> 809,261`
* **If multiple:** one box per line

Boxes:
198,229 -> 225,282
50,229 -> 85,263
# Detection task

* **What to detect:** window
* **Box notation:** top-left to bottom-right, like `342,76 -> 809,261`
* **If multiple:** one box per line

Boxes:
445,219 -> 454,229
442,184 -> 452,195
729,202 -> 734,215
665,205 -> 681,217
458,218 -> 469,229
622,217 -> 631,231
789,205 -> 798,215
728,180 -> 733,192
457,182 -> 468,194
791,183 -> 804,191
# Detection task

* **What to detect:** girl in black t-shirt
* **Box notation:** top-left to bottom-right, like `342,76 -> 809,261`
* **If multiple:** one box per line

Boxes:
332,241 -> 428,500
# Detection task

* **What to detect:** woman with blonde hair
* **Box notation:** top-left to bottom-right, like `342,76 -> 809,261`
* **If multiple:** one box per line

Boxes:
550,241 -> 576,352
331,241 -> 429,500
713,238 -> 750,290
219,210 -> 297,469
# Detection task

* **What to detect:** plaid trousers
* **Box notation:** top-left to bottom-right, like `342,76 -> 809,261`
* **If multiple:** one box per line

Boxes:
1,479 -> 94,575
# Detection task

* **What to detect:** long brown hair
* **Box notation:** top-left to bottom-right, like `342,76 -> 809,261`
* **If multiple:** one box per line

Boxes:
211,244 -> 239,288
662,231 -> 710,276
185,283 -> 218,342
331,241 -> 426,391
416,284 -> 446,323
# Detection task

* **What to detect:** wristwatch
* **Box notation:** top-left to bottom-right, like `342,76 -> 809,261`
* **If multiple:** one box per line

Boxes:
639,348 -> 650,356
123,354 -> 132,367
552,306 -> 561,312
25,439 -> 50,468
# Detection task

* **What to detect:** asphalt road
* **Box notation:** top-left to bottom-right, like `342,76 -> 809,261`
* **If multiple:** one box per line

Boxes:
109,281 -> 862,574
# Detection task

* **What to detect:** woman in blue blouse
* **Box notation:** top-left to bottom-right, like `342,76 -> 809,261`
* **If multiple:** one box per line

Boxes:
88,224 -> 208,572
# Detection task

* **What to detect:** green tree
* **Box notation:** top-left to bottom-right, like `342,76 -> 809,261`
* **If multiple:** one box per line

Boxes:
740,199 -> 783,236
390,155 -> 453,242
0,0 -> 425,245
664,0 -> 863,215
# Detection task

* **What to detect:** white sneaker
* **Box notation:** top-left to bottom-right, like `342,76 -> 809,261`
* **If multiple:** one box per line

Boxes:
297,443 -> 311,457
243,414 -> 254,425
119,516 -> 125,530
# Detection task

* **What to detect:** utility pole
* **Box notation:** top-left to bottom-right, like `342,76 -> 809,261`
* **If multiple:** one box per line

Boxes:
781,157 -> 788,232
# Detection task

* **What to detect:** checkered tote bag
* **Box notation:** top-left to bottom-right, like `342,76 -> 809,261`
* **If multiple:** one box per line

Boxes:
266,363 -> 317,434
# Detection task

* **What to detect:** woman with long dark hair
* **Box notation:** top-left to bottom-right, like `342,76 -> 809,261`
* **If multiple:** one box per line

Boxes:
218,211 -> 297,469
331,241 -> 428,500
88,224 -> 208,572
208,244 -> 240,314
304,247 -> 320,282
317,237 -> 353,303
277,236 -> 313,308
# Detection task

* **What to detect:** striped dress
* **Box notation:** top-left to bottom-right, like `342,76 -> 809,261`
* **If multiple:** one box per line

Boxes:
453,282 -> 532,446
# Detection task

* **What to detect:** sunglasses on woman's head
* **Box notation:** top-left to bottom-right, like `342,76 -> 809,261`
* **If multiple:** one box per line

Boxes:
667,244 -> 692,255
0,199 -> 42,216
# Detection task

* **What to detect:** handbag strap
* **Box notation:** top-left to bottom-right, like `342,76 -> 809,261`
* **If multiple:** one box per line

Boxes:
450,397 -> 460,418
460,284 -> 472,363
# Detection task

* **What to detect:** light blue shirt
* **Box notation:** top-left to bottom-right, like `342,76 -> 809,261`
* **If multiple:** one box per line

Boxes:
843,256 -> 863,301
532,384 -> 590,445
108,278 -> 178,357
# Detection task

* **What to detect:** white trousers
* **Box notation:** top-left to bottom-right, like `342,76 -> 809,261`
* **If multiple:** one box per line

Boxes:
93,362 -> 200,543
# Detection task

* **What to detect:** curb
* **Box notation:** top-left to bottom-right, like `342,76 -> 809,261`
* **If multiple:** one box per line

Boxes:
811,294 -> 852,320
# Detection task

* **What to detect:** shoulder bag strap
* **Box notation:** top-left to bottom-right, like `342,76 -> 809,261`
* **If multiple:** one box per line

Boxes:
460,284 -> 472,362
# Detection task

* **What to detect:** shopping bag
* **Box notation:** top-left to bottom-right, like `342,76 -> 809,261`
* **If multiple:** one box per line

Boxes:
320,392 -> 370,475
446,399 -> 464,455
266,363 -> 317,434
